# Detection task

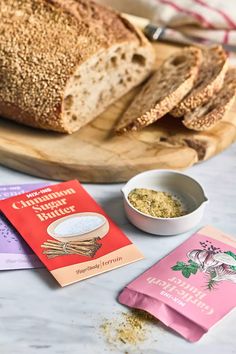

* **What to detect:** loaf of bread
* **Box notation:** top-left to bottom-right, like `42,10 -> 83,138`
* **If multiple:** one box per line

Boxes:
0,0 -> 155,133
115,47 -> 202,134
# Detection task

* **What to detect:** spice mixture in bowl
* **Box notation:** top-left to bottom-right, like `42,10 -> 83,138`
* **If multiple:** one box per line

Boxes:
122,169 -> 208,236
128,188 -> 187,218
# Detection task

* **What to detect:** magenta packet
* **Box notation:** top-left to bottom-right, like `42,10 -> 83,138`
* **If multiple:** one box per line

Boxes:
119,226 -> 236,342
0,183 -> 48,270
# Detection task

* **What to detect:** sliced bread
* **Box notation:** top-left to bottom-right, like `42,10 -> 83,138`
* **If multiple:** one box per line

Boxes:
0,0 -> 155,133
115,47 -> 202,134
171,45 -> 228,117
183,68 -> 236,131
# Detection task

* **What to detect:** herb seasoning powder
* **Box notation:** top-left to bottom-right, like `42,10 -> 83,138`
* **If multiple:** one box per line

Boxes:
128,188 -> 186,218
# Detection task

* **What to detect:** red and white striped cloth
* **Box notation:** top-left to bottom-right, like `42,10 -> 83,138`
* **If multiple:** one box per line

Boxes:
97,0 -> 236,46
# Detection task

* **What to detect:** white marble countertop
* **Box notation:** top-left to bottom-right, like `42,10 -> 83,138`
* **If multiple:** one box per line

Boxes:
0,143 -> 236,354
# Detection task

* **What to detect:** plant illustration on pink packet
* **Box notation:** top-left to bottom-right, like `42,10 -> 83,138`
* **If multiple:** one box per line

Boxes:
172,239 -> 236,290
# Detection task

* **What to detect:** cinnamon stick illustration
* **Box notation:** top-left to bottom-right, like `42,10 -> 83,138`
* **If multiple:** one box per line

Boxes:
41,238 -> 101,258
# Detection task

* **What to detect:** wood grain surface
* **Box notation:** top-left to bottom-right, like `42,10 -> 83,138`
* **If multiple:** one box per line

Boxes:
0,43 -> 235,183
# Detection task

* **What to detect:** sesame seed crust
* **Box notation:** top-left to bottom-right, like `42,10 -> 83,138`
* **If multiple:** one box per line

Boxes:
0,0 -> 145,132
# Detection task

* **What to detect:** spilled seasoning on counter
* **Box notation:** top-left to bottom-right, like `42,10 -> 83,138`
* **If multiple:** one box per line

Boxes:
128,188 -> 186,218
100,310 -> 157,347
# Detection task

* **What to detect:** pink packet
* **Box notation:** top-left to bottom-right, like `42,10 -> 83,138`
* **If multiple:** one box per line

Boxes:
119,226 -> 236,342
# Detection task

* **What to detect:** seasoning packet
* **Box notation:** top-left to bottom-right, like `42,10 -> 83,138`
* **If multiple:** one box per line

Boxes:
119,225 -> 236,342
0,180 -> 143,286
0,183 -> 49,270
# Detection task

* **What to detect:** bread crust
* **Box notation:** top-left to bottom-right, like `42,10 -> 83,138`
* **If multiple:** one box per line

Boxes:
0,0 -> 154,133
171,45 -> 228,117
115,47 -> 202,134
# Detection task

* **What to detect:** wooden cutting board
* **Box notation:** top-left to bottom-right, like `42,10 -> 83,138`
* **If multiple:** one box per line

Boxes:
0,43 -> 236,183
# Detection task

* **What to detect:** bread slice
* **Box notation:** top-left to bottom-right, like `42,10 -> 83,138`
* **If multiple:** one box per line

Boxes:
0,0 -> 155,133
171,45 -> 228,117
183,68 -> 236,131
115,47 -> 202,134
